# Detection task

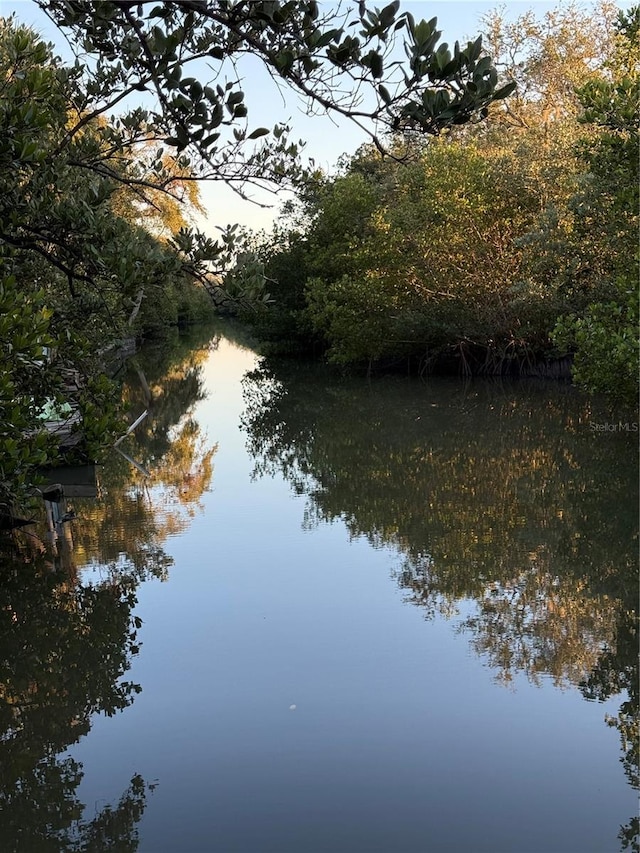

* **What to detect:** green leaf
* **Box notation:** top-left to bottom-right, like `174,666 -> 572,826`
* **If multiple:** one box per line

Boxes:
379,2 -> 400,28
493,81 -> 517,100
227,90 -> 244,106
370,52 -> 383,78
314,28 -> 340,49
378,84 -> 392,105
469,36 -> 483,61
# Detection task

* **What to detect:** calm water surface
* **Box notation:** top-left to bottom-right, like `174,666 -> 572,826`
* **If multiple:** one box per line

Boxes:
1,326 -> 637,853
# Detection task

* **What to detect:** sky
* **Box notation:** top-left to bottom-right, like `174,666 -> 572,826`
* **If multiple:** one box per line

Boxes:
2,0 -> 612,236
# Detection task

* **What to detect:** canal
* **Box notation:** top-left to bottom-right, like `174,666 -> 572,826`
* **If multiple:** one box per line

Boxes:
1,324 -> 637,852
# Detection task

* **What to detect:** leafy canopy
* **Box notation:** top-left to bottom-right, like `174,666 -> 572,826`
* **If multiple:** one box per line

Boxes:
36,0 -> 515,182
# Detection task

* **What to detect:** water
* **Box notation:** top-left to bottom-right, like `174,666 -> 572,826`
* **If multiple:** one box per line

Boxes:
1,326 -> 637,853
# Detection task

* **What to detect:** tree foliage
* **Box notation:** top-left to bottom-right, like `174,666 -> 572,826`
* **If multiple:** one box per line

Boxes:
37,0 -> 514,164
0,16 -> 221,508
550,7 -> 639,406
250,2 -> 638,407
1,1 -> 513,509
301,136 -> 567,369
0,277 -> 61,511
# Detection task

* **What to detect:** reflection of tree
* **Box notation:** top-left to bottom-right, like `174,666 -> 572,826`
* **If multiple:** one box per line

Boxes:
242,362 -> 636,593
0,328 -> 222,849
72,328 -> 218,576
242,358 -> 639,848
462,564 -> 619,687
580,605 -> 639,852
0,548 -> 152,851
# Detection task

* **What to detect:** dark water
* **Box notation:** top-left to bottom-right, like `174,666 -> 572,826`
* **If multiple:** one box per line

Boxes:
1,326 -> 637,853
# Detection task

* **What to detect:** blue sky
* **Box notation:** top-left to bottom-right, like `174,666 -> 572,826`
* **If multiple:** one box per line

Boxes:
2,1 -> 613,233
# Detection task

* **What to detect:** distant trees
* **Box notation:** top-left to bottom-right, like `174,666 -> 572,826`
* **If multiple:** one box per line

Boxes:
251,3 -> 638,405
301,136 -> 561,370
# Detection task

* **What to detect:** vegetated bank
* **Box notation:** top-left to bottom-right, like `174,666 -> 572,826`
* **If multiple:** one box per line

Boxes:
241,4 -> 638,404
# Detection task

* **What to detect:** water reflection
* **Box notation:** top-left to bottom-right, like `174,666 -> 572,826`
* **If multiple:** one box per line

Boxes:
0,547 -> 150,851
241,358 -> 639,850
0,327 -> 219,851
73,327 -> 218,579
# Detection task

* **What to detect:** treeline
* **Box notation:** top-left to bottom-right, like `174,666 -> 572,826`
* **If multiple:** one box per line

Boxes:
0,19 -> 216,509
247,3 -> 638,404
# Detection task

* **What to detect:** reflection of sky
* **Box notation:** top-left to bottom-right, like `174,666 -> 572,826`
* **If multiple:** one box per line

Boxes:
62,333 -> 637,853
4,0 -> 620,233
